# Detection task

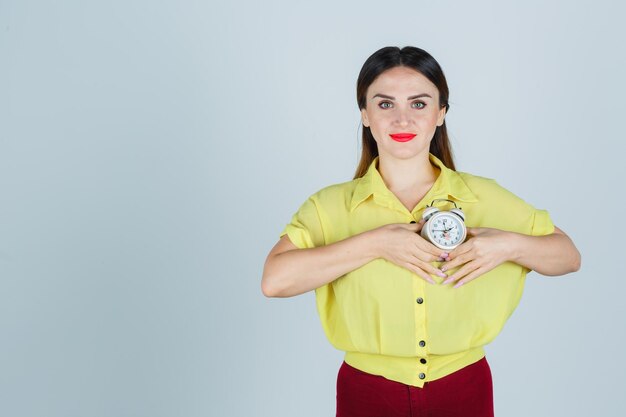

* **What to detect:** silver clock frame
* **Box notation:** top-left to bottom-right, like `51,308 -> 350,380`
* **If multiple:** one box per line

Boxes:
419,199 -> 467,251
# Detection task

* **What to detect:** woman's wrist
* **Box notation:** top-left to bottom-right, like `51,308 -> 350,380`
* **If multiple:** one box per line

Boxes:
360,228 -> 384,262
504,230 -> 527,264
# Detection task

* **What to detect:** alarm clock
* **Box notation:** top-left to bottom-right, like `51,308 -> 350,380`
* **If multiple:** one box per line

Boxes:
420,199 -> 467,250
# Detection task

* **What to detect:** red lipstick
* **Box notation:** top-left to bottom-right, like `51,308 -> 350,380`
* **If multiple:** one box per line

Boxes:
389,133 -> 416,142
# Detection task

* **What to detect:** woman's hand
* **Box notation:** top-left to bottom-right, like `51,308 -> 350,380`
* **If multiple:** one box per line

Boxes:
374,220 -> 450,284
440,227 -> 515,288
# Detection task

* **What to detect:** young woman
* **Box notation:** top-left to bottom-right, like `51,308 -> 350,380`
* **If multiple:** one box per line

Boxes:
261,46 -> 581,417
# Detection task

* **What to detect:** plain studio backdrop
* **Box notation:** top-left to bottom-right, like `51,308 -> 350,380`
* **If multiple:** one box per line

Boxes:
1,1 -> 625,416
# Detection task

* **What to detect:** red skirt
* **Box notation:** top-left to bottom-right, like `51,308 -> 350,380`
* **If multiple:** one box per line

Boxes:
336,356 -> 494,417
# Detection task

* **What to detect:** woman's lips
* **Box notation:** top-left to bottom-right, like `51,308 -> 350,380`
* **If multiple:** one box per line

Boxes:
389,133 -> 416,142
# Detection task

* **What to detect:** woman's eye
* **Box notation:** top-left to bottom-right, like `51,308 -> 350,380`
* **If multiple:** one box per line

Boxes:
378,101 -> 425,109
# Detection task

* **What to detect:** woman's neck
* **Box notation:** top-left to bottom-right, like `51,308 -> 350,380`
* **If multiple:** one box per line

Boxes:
377,152 -> 439,194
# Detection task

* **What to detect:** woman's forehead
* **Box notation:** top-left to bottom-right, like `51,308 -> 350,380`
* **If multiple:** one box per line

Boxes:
368,67 -> 438,98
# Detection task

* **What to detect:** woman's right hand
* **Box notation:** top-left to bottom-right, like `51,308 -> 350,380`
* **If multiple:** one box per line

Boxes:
372,220 -> 449,284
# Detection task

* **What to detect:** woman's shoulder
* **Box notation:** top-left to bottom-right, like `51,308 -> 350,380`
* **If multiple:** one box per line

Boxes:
456,170 -> 509,192
455,170 -> 499,191
304,177 -> 362,209
455,170 -> 535,209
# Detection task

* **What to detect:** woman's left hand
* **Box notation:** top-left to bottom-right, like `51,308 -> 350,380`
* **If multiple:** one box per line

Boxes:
440,227 -> 514,288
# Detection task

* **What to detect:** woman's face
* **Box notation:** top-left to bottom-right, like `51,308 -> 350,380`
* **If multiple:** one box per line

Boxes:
361,66 -> 446,161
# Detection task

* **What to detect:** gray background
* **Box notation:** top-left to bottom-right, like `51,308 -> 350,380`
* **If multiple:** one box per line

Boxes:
1,0 -> 624,416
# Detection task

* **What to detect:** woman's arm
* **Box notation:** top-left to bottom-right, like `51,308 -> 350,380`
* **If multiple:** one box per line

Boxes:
261,231 -> 379,298
262,222 -> 447,298
506,225 -> 581,276
439,225 -> 581,288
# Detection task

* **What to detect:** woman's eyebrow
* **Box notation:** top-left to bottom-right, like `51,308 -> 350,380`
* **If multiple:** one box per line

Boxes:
372,93 -> 432,100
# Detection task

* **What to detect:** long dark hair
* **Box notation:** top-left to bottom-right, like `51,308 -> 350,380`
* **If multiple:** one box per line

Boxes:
354,46 -> 455,179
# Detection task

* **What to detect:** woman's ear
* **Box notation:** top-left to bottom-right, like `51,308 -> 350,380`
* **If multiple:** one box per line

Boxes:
361,108 -> 369,127
436,106 -> 446,127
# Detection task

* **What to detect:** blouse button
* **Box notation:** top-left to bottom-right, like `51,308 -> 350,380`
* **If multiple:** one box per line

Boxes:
419,340 -> 426,347
410,220 -> 416,224
419,373 -> 426,379
416,297 -> 424,304
420,358 -> 427,364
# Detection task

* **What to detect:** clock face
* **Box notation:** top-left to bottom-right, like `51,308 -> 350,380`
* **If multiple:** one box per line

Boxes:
429,213 -> 465,247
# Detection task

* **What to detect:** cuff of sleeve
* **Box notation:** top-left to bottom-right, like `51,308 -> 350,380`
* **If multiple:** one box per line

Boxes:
531,209 -> 555,236
279,224 -> 314,249
523,209 -> 556,274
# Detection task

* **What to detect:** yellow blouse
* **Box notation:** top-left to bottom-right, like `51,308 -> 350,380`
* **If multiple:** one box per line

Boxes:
279,153 -> 555,387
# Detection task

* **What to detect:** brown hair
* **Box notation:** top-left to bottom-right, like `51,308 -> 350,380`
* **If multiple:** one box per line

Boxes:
353,46 -> 455,179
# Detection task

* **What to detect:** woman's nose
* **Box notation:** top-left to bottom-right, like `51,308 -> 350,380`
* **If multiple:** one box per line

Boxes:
395,108 -> 411,125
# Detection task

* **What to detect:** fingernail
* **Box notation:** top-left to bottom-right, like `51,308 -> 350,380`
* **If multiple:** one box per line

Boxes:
453,281 -> 464,288
442,278 -> 452,285
441,252 -> 449,258
437,257 -> 444,261
440,266 -> 447,272
437,271 -> 447,278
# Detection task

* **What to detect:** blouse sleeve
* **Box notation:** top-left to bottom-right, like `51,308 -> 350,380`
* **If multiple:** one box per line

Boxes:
278,196 -> 325,249
484,178 -> 556,274
530,207 -> 555,237
487,178 -> 556,237
521,207 -> 555,274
